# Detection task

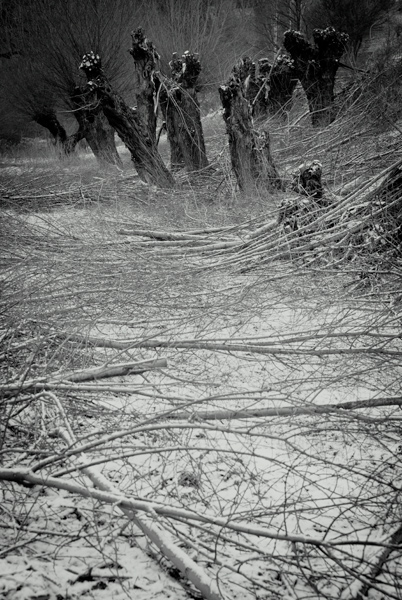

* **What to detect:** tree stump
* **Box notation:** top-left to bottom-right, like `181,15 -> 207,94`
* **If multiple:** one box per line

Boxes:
70,87 -> 122,167
129,27 -> 159,144
283,27 -> 349,127
219,58 -> 281,192
80,52 -> 174,188
291,160 -> 323,199
159,51 -> 208,172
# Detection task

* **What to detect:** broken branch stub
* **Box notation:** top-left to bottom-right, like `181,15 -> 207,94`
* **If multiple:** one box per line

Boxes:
80,51 -> 174,188
219,57 -> 282,192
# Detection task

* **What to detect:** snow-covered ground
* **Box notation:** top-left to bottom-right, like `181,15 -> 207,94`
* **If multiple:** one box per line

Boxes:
2,186 -> 402,600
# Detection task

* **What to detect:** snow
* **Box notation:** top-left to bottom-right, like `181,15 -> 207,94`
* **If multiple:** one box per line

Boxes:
2,201 -> 402,600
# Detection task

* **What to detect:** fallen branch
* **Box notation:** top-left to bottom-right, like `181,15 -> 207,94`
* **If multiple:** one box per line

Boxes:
165,396 -> 402,421
32,391 -> 224,600
0,466 -> 389,549
1,358 -> 167,394
56,428 -> 223,600
55,332 -> 402,357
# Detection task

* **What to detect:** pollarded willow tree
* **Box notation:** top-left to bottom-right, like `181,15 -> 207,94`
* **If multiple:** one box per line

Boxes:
80,52 -> 174,188
128,27 -> 208,172
159,51 -> 208,171
219,57 -> 282,192
283,26 -> 349,126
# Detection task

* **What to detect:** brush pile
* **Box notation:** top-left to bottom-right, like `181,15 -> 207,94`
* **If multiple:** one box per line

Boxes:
111,159 -> 402,276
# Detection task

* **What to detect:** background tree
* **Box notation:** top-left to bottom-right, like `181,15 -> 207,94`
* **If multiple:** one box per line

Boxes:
251,0 -> 397,62
1,0 -> 256,146
283,27 -> 349,126
251,0 -> 313,55
0,0 -> 140,161
127,0 -> 254,91
304,0 -> 397,60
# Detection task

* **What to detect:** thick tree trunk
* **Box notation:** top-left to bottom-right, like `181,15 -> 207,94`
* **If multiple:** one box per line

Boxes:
159,52 -> 208,172
219,59 -> 281,193
283,27 -> 349,127
33,108 -> 83,155
80,52 -> 174,188
129,27 -> 159,144
33,109 -> 68,147
70,87 -> 122,167
159,97 -> 184,169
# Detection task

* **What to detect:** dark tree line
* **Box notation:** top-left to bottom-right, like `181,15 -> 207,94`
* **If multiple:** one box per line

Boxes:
0,0 -> 397,193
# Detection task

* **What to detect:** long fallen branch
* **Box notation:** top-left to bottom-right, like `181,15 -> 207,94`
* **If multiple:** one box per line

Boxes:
55,332 -> 402,357
0,466 -> 389,550
116,227 -> 233,242
1,358 -> 167,394
165,395 -> 402,421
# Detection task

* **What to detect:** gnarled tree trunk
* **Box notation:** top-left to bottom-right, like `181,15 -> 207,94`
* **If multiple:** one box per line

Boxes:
129,27 -> 159,145
70,87 -> 122,167
33,108 -> 68,146
219,58 -> 281,193
283,27 -> 349,127
33,108 -> 83,155
159,51 -> 208,172
80,52 -> 174,188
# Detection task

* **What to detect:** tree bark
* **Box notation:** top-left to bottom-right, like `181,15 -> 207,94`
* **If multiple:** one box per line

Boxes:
33,108 -> 83,155
80,52 -> 174,188
70,87 -> 122,167
159,51 -> 208,172
33,109 -> 68,148
283,27 -> 349,127
129,27 -> 159,144
219,58 -> 281,192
